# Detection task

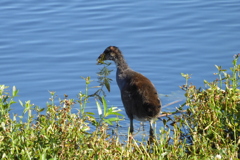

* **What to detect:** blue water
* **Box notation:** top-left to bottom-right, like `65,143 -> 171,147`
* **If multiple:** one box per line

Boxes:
0,1 -> 239,138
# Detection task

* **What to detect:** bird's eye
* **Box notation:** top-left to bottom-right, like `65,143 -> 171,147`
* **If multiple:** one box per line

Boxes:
110,52 -> 115,57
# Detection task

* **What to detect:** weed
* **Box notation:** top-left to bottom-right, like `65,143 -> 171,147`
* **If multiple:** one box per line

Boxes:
0,55 -> 239,159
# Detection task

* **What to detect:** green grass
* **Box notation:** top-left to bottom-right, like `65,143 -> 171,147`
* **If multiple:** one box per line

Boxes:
0,55 -> 239,159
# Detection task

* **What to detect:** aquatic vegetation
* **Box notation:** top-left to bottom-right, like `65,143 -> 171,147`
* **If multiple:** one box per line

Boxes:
0,55 -> 239,159
178,54 -> 240,158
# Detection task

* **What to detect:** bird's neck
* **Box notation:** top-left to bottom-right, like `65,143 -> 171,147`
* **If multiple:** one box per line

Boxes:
115,56 -> 129,72
115,57 -> 129,90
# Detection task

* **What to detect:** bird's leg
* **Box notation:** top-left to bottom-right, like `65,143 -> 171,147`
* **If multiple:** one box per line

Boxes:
130,118 -> 134,133
148,120 -> 155,144
149,120 -> 154,136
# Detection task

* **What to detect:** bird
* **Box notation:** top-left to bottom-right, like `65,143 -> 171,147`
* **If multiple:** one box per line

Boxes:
97,46 -> 161,136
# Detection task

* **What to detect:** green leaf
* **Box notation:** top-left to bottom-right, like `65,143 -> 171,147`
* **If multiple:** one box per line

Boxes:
12,86 -> 18,97
9,101 -> 16,105
95,100 -> 102,116
107,117 -> 122,122
181,73 -> 186,77
85,112 -> 95,115
104,79 -> 111,92
102,97 -> 107,116
103,119 -> 113,125
215,65 -> 221,71
104,117 -> 122,125
108,112 -> 123,116
19,100 -> 23,107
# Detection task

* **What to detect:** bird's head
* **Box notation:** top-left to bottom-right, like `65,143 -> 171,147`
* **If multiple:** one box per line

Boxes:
97,46 -> 121,64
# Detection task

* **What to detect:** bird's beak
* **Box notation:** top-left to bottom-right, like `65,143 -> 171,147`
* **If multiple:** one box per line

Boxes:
97,53 -> 105,64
